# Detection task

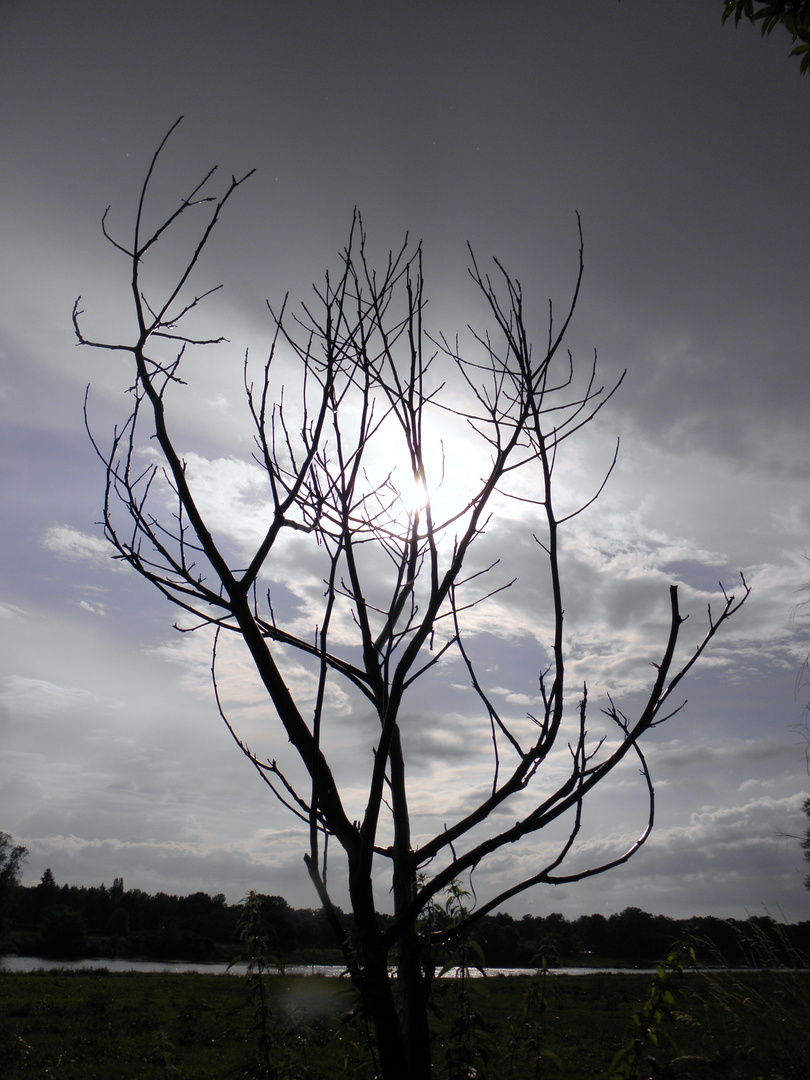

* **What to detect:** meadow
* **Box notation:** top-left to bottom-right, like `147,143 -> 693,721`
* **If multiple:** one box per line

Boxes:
1,965 -> 809,1079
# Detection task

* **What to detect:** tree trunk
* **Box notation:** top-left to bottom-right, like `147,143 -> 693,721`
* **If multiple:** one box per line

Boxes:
398,923 -> 433,1077
362,965 -> 410,1080
360,956 -> 432,1080
351,858 -> 432,1080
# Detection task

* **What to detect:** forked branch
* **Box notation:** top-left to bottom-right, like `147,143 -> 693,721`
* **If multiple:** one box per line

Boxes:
78,121 -> 750,1080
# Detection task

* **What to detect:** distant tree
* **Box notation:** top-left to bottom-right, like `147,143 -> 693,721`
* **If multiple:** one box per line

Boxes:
74,120 -> 749,1080
802,794 -> 810,888
577,911 -> 610,956
722,1 -> 810,72
27,869 -> 59,928
39,906 -> 89,960
0,833 -> 27,943
0,833 -> 27,925
254,895 -> 298,953
39,868 -> 57,892
107,905 -> 130,939
527,912 -> 574,965
607,907 -> 677,962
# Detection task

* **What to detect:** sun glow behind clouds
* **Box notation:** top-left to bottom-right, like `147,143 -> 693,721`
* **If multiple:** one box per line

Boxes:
394,465 -> 430,518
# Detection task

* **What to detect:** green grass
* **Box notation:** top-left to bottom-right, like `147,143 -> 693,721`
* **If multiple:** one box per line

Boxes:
0,969 -> 359,1079
1,967 -> 808,1078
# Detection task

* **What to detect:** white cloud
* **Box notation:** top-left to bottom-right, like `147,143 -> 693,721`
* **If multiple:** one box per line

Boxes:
0,601 -> 27,620
41,524 -> 111,565
178,452 -> 273,550
78,599 -> 106,616
0,675 -> 120,721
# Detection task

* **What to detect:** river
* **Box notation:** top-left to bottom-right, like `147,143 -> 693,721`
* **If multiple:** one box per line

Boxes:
0,955 -> 648,977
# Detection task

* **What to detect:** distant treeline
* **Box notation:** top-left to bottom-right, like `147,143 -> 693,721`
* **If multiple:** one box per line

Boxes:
2,870 -> 809,968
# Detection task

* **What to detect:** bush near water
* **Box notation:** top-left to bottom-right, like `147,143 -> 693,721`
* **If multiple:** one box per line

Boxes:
3,874 -> 809,968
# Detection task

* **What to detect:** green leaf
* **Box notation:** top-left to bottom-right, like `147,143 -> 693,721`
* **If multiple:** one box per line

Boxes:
609,1043 -> 634,1073
469,939 -> 487,964
542,1047 -> 565,1072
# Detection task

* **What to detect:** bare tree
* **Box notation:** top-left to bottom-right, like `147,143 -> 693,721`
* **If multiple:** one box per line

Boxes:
74,119 -> 748,1079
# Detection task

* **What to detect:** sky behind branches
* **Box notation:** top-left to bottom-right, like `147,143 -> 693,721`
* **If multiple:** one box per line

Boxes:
1,0 -> 809,922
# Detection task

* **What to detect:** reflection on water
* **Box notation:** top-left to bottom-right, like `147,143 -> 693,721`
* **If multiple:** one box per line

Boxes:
0,956 -> 340,976
0,955 -> 647,977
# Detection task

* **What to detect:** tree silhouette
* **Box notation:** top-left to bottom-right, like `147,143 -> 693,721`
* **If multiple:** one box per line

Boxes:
801,795 -> 810,888
0,833 -> 27,893
722,0 -> 810,72
0,832 -> 27,931
74,119 -> 749,1079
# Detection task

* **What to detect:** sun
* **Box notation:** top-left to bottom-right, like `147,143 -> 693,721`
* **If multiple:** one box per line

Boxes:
393,466 -> 430,518
376,418 -> 482,534
361,388 -> 498,541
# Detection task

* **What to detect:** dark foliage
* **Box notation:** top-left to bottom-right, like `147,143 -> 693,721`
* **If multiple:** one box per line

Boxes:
722,0 -> 810,72
3,872 -> 809,970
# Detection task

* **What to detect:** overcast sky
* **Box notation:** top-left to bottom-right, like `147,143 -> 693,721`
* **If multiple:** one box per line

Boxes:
2,1 -> 810,925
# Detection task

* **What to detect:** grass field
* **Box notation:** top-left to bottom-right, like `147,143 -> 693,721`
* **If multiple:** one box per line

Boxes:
1,965 -> 808,1078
